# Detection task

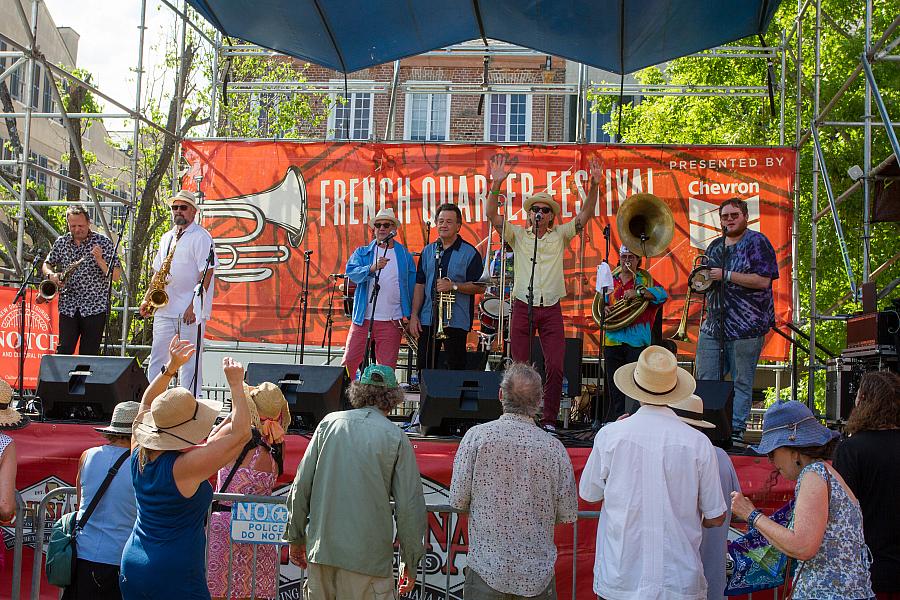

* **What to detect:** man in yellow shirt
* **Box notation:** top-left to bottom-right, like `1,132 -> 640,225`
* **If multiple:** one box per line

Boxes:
487,155 -> 603,429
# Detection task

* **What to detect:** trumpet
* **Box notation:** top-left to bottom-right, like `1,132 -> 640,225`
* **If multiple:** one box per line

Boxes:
36,256 -> 89,303
435,283 -> 455,340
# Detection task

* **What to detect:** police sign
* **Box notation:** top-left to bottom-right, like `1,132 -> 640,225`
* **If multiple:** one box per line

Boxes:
230,502 -> 289,544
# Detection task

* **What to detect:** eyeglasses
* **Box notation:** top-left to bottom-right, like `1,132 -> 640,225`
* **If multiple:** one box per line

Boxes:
170,204 -> 190,212
373,222 -> 393,229
531,206 -> 552,214
720,212 -> 742,220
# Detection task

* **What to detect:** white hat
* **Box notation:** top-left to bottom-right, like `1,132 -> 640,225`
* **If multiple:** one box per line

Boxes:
95,401 -> 141,435
612,346 -> 696,406
168,190 -> 199,210
524,192 -> 561,217
370,208 -> 400,228
669,394 -> 715,429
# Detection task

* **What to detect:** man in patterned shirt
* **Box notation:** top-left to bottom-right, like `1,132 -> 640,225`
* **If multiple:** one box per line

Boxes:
42,205 -> 119,355
449,362 -> 578,600
695,198 -> 779,443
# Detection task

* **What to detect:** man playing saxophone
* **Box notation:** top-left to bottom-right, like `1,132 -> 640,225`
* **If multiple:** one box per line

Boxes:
42,205 -> 119,355
141,190 -> 218,395
409,203 -> 483,373
602,245 -> 667,420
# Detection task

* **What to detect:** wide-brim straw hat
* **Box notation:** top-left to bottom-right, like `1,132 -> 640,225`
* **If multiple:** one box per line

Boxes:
613,345 -> 696,406
167,190 -> 199,210
95,401 -> 141,435
524,192 -> 561,218
669,394 -> 714,429
134,386 -> 221,451
370,208 -> 400,228
242,382 -> 290,429
0,380 -> 29,430
752,400 -> 840,456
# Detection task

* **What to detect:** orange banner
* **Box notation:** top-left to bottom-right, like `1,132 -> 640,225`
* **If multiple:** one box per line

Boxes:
0,287 -> 59,388
183,142 -> 796,360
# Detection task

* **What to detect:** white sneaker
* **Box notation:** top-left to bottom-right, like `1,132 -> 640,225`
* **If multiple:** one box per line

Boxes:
542,423 -> 556,432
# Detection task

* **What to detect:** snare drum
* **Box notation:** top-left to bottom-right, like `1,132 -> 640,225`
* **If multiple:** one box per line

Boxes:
479,296 -> 511,333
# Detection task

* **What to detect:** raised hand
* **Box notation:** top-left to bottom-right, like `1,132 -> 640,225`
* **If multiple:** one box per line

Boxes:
166,336 -> 195,371
488,154 -> 513,183
222,357 -> 245,388
589,157 -> 603,184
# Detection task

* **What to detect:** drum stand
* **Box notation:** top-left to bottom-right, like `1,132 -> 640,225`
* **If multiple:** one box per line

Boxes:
322,276 -> 339,364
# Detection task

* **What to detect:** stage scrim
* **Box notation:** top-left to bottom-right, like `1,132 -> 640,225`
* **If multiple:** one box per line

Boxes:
183,142 -> 796,360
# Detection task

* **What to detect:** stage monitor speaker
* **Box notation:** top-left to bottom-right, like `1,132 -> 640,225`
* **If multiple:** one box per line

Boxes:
418,370 -> 502,435
38,355 -> 149,422
693,380 -> 734,445
825,358 -> 861,422
246,363 -> 345,430
530,337 -> 583,397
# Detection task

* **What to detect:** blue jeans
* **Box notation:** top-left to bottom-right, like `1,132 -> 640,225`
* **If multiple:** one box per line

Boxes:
696,331 -> 766,433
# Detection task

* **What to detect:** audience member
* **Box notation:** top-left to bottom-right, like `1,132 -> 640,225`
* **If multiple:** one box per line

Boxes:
669,394 -> 741,600
0,379 -> 22,572
731,400 -> 874,600
285,364 -> 425,600
833,371 -> 900,600
120,337 -> 251,600
63,401 -> 139,600
579,346 -> 726,600
207,382 -> 289,600
449,362 -> 578,599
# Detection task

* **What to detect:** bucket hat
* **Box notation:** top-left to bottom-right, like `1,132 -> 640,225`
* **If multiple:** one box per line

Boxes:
0,380 -> 29,430
752,400 -> 839,455
613,345 -> 695,406
95,401 -> 141,435
669,394 -> 714,429
134,387 -> 222,451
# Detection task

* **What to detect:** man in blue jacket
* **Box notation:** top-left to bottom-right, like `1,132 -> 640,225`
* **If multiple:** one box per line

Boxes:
341,208 -> 417,379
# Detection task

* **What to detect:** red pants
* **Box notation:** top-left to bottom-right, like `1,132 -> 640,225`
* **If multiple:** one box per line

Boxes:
341,319 -> 403,379
509,299 -> 565,425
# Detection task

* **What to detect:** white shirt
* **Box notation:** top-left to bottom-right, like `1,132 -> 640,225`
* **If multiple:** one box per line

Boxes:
152,222 -> 218,320
365,247 -> 402,321
579,405 -> 727,600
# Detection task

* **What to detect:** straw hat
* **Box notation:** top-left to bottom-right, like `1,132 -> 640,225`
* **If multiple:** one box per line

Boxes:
243,382 -> 290,427
133,387 -> 222,451
168,190 -> 198,210
0,380 -> 29,430
95,401 -> 141,436
370,208 -> 400,228
752,401 -> 840,456
669,394 -> 714,429
524,192 -> 561,218
612,345 -> 696,406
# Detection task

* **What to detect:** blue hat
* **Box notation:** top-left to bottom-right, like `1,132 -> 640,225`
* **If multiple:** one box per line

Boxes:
751,401 -> 840,455
359,364 -> 398,389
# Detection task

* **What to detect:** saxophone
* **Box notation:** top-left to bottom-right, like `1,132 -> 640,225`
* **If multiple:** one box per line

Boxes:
36,256 -> 90,304
143,236 -> 178,316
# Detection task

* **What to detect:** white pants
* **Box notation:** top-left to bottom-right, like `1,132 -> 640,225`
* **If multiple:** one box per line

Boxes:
147,315 -> 206,396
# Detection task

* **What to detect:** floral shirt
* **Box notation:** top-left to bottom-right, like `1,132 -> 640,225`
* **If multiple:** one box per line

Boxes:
700,229 -> 779,340
449,413 -> 578,596
45,231 -> 115,317
792,461 -> 873,600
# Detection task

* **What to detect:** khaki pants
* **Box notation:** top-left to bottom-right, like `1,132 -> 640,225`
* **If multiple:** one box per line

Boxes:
464,567 -> 558,600
303,562 -> 397,600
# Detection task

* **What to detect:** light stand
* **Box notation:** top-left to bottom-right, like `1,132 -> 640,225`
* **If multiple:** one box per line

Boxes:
298,250 -> 313,363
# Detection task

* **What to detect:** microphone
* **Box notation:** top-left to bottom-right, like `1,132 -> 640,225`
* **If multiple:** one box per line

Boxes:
304,250 -> 314,256
330,273 -> 346,279
380,231 -> 397,246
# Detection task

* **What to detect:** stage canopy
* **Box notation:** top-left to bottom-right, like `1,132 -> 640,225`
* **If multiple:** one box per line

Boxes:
185,0 -> 783,74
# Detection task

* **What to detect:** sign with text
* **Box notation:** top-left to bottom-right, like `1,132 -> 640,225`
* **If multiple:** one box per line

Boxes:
230,501 -> 289,544
0,287 -> 59,388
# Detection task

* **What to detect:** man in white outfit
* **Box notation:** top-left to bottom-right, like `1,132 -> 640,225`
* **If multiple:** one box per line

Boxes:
141,190 -> 217,396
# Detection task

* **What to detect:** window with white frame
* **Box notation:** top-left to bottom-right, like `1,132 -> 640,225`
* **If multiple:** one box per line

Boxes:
485,94 -> 531,142
327,89 -> 373,140
42,71 -> 54,113
30,63 -> 40,108
404,91 -> 450,141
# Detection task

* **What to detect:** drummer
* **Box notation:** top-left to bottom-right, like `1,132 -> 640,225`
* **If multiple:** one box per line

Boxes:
480,243 -> 514,336
409,203 -> 484,372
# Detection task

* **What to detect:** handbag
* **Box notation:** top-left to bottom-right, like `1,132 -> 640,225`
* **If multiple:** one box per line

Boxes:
45,448 -> 130,588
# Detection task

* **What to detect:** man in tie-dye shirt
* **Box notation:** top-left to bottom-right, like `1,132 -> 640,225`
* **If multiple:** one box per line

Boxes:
696,197 -> 779,443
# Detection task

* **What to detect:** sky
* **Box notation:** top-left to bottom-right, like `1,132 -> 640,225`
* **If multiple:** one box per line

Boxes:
43,0 -> 178,132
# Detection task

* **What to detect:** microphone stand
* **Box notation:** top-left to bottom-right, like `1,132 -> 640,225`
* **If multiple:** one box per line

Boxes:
321,275 -> 338,364
189,243 -> 215,396
298,250 -> 313,363
526,214 -> 542,345
428,243 -> 443,371
13,256 -> 41,403
101,204 -> 132,355
717,227 -> 729,381
593,224 -> 611,431
363,238 -> 391,370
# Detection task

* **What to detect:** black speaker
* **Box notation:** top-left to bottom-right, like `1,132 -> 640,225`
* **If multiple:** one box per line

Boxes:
693,380 -> 734,444
418,370 -> 502,435
37,355 -> 149,422
530,337 -> 583,397
246,363 -> 345,430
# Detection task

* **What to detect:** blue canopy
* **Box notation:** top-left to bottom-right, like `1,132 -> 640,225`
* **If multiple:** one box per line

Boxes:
186,0 -> 782,74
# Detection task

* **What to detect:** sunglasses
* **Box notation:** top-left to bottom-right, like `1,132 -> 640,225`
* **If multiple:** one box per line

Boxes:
170,204 -> 191,212
374,222 -> 393,229
531,206 -> 552,214
720,213 -> 742,220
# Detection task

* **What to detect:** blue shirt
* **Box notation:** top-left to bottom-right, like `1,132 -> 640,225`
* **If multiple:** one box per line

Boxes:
76,444 -> 136,565
416,237 -> 483,330
345,240 -> 417,326
700,229 -> 779,340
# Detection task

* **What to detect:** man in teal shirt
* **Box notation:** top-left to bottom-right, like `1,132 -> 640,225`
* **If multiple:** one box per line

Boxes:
285,365 -> 426,599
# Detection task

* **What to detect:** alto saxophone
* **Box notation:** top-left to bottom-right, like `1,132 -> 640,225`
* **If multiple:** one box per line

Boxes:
143,236 -> 178,316
36,255 -> 90,303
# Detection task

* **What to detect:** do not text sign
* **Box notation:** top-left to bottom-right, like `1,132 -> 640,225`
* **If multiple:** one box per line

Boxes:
230,501 -> 289,545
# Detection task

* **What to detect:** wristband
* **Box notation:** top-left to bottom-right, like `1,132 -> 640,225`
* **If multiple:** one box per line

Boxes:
163,365 -> 178,377
725,271 -> 732,283
747,509 -> 763,529
490,190 -> 501,196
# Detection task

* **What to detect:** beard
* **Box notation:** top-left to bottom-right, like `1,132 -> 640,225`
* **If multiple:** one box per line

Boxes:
725,221 -> 747,237
173,215 -> 188,227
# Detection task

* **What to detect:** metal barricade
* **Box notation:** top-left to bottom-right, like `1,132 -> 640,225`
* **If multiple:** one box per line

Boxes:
7,492 -> 27,600
30,486 -> 77,600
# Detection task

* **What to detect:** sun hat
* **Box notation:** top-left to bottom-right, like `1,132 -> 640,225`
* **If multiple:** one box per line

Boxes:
167,190 -> 199,210
370,208 -> 400,228
524,192 -> 561,218
0,379 -> 30,430
752,400 -> 840,455
243,382 -> 290,444
359,364 -> 399,389
133,387 -> 222,451
95,401 -> 141,435
613,345 -> 696,406
669,394 -> 714,429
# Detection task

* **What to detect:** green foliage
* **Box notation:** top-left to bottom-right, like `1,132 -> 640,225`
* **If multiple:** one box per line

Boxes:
588,0 -> 900,409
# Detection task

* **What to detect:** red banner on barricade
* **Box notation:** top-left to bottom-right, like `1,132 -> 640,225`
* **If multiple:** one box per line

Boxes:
183,142 -> 796,360
0,287 -> 59,389
3,423 -> 794,599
